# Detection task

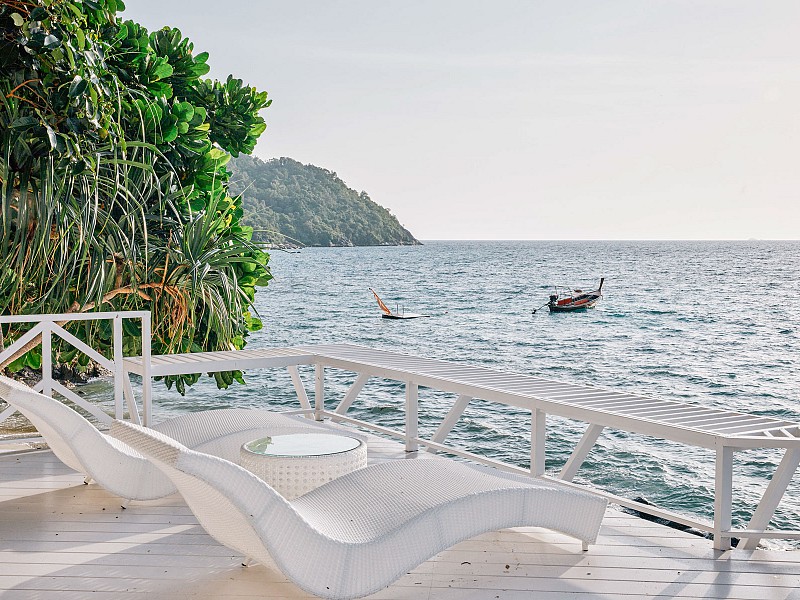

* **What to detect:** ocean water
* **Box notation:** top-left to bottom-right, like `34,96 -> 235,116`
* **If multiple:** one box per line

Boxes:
121,240 -> 800,547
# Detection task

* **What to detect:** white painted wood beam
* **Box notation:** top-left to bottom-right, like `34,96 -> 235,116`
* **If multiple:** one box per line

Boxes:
141,313 -> 152,427
49,323 -> 115,371
333,373 -> 370,420
40,325 -> 52,399
713,445 -> 734,551
0,322 -> 46,365
287,365 -> 312,417
0,404 -> 17,425
531,409 -> 546,476
314,364 -> 324,421
559,424 -> 605,482
427,394 -> 472,453
122,374 -> 142,426
405,382 -> 418,453
739,448 -> 800,550
113,316 -> 124,420
51,381 -> 112,425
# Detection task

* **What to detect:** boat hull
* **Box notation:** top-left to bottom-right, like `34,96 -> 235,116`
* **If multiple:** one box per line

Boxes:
548,296 -> 601,312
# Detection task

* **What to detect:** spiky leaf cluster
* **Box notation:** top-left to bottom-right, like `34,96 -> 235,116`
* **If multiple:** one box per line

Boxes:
0,0 -> 272,393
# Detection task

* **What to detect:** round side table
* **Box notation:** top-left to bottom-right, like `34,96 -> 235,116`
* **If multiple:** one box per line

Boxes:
240,433 -> 367,499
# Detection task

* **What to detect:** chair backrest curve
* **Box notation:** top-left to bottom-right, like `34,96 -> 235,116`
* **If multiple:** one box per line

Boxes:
112,420 -> 311,566
0,375 -> 103,473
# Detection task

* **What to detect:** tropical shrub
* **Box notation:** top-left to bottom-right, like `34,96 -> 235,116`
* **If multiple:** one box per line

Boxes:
0,0 -> 272,393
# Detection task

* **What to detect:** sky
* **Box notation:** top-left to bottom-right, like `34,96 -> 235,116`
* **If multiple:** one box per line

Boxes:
125,1 -> 800,240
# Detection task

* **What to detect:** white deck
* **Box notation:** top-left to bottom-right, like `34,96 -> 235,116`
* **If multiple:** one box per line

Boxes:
2,432 -> 800,600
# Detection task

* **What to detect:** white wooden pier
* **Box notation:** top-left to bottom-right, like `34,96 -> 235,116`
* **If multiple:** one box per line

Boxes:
2,434 -> 800,600
123,342 -> 800,552
1,311 -> 800,599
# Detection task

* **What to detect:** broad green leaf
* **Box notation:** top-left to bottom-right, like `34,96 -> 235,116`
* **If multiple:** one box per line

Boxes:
26,351 -> 42,370
10,116 -> 38,129
151,61 -> 174,81
68,75 -> 88,97
161,123 -> 178,142
44,34 -> 61,49
173,101 -> 194,122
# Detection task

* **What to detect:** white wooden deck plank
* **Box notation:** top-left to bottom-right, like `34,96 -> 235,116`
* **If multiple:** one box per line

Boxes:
2,439 -> 800,600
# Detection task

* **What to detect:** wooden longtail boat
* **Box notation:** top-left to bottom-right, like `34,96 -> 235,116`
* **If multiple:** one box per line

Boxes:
369,288 -> 426,319
538,278 -> 604,313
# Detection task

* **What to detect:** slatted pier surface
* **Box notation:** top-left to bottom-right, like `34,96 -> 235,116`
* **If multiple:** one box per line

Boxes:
124,347 -> 316,377
2,435 -> 800,600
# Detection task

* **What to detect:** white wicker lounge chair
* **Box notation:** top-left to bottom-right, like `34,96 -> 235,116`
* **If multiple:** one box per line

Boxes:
113,420 -> 608,600
0,375 -> 347,501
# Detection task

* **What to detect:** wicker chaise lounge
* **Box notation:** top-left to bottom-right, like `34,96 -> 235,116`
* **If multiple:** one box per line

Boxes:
0,375 -> 349,501
114,420 -> 608,600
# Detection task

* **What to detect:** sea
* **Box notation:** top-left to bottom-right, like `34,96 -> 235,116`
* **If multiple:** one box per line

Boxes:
90,240 -> 800,548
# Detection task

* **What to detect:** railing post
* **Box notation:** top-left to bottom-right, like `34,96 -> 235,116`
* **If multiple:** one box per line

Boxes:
141,312 -> 152,427
287,365 -> 313,417
531,408 -> 546,476
405,381 -> 419,453
314,363 -> 324,421
113,315 -> 124,420
739,447 -> 800,549
714,444 -> 734,551
41,324 -> 52,398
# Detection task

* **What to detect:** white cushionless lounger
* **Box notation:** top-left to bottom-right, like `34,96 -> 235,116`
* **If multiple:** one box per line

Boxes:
0,375 -> 347,501
113,420 -> 608,600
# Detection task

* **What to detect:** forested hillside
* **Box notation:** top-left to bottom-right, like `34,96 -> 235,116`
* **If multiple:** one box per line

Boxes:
228,156 -> 420,247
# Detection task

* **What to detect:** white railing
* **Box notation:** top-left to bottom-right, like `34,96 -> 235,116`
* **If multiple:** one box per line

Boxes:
119,341 -> 800,551
299,357 -> 800,553
0,312 -> 151,427
2,311 -> 798,552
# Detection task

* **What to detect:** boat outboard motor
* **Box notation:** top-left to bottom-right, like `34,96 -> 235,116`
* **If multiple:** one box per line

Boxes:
549,294 -> 558,303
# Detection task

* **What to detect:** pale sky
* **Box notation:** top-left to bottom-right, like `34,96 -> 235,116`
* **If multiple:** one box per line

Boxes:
126,1 -> 800,240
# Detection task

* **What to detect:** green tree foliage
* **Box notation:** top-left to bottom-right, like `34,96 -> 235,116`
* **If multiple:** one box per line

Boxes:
0,0 -> 272,393
229,156 -> 420,247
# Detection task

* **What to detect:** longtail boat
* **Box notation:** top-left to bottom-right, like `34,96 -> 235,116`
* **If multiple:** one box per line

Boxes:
534,278 -> 604,314
369,288 -> 426,319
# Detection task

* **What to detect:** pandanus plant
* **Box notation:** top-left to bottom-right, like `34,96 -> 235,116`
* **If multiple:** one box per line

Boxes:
0,0 -> 271,392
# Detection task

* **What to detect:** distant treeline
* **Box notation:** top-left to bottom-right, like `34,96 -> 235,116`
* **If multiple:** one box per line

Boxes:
228,156 -> 420,247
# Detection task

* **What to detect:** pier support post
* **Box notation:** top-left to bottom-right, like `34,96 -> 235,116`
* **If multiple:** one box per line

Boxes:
41,325 -> 52,399
141,313 -> 152,427
405,382 -> 419,453
531,409 -> 546,476
113,316 -> 124,420
314,364 -> 324,421
714,445 -> 734,551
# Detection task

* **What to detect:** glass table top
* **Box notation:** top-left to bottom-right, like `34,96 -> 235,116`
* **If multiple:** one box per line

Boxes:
242,433 -> 362,457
